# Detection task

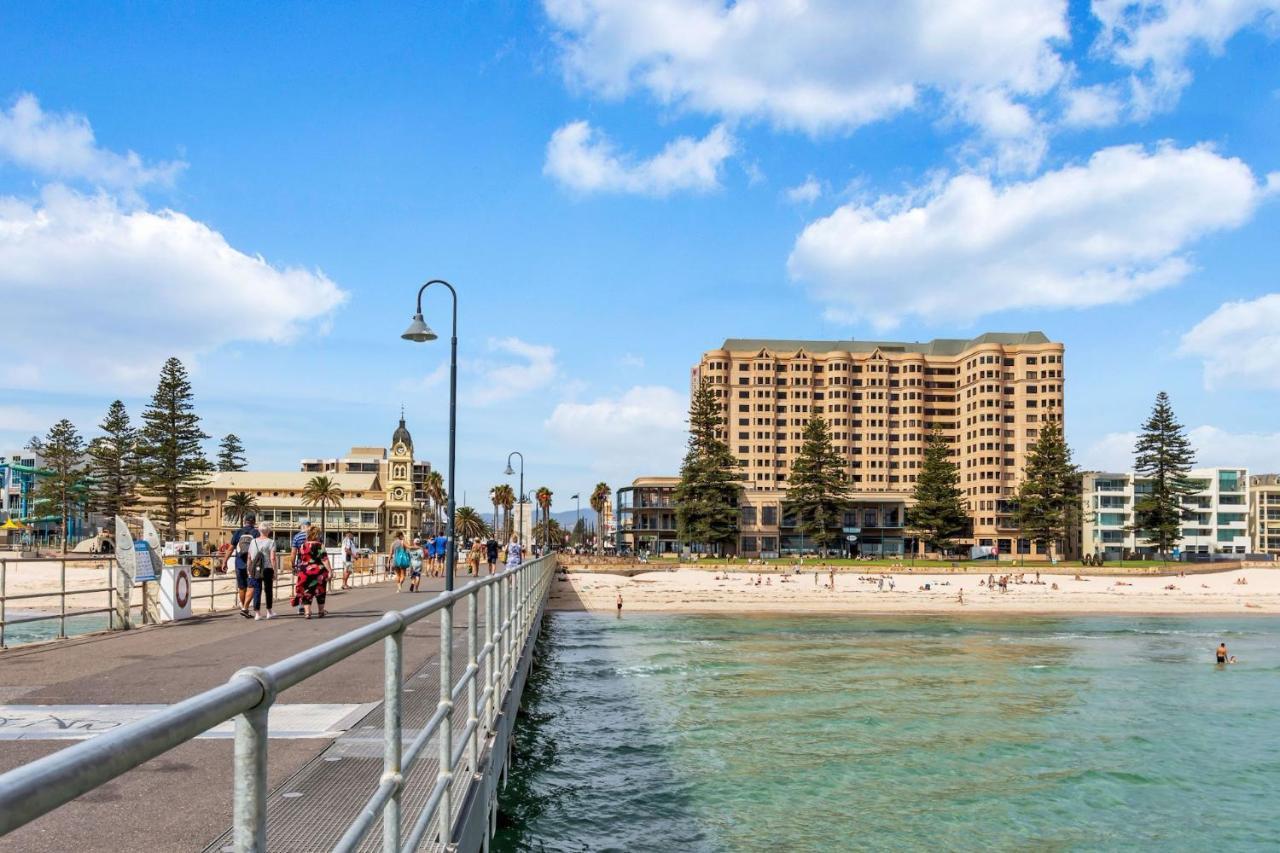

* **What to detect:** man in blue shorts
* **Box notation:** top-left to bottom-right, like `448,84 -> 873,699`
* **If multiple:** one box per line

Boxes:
231,514 -> 258,618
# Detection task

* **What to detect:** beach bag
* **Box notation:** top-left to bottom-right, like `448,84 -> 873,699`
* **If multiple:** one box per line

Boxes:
393,545 -> 411,570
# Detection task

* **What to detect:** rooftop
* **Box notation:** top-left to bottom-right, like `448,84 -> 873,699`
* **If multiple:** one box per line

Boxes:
202,472 -> 381,492
714,332 -> 1055,357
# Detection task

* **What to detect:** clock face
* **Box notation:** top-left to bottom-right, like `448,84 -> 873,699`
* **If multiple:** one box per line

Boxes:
394,487 -> 405,500
395,444 -> 406,455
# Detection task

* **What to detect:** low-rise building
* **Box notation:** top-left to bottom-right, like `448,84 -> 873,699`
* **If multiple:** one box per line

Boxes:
1082,468 -> 1250,560
187,418 -> 428,551
615,477 -> 679,555
1249,474 -> 1280,556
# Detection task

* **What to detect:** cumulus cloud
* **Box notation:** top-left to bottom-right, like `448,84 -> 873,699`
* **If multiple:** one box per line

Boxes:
787,143 -> 1275,329
784,176 -> 823,205
1084,425 -> 1280,472
545,385 -> 687,480
470,337 -> 559,404
544,0 -> 1067,137
1092,0 -> 1280,116
1180,293 -> 1280,389
0,186 -> 346,390
0,93 -> 184,191
544,120 -> 734,195
1060,83 -> 1126,128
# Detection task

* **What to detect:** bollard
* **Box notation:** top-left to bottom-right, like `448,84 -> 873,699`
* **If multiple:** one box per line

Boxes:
383,622 -> 405,852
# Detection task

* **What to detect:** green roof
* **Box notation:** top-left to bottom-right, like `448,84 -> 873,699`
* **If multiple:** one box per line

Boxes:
717,332 -> 1054,356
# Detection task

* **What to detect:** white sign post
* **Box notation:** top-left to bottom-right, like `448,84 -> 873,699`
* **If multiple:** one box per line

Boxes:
113,517 -> 135,630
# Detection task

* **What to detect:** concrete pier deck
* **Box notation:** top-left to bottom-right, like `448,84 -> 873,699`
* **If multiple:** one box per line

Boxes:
0,574 -> 481,852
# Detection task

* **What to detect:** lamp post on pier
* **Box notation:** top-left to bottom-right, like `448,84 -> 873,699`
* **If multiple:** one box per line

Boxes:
505,451 -> 524,547
402,279 -> 458,591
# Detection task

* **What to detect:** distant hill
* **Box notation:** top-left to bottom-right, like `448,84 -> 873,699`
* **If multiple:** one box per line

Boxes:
481,508 -> 599,528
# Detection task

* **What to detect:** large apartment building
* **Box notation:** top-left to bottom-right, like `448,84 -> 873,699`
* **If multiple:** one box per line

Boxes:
693,332 -> 1065,557
1249,474 -> 1280,556
1081,468 -> 1251,560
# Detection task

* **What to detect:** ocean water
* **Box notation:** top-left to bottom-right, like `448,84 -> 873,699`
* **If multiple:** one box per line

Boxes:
495,612 -> 1280,852
1,611 -> 110,647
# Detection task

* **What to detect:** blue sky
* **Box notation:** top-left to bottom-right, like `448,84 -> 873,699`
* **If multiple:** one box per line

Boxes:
2,1 -> 1280,510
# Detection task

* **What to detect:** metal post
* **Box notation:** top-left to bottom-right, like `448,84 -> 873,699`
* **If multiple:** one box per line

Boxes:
231,667 -> 274,853
107,559 -> 114,632
1,558 -> 6,649
383,623 -> 405,852
467,588 -> 479,774
59,559 -> 66,639
438,602 -> 454,844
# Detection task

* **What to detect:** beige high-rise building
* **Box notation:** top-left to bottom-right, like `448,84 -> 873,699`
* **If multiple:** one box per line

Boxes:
693,332 -> 1065,557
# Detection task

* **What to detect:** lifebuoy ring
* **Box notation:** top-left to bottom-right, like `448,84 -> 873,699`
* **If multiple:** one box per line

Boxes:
176,569 -> 191,610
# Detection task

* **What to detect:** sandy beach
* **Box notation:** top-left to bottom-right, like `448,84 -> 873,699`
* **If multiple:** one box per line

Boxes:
0,558 -> 235,611
548,566 -> 1280,615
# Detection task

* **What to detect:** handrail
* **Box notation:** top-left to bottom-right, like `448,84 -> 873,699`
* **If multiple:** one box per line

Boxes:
0,553 -> 558,852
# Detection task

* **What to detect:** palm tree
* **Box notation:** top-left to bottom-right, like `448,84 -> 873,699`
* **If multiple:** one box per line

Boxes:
424,470 -> 445,535
535,486 -> 553,548
223,491 -> 259,526
590,482 -> 610,554
489,486 -> 503,542
454,506 -> 487,542
301,475 -> 344,541
493,484 -> 515,539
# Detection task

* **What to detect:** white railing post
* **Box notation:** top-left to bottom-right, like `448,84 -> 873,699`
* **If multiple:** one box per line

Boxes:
466,588 -> 479,775
382,618 -> 405,852
231,667 -> 276,853
437,601 -> 454,844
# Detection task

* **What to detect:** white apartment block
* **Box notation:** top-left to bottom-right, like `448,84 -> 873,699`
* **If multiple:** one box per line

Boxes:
1082,468 -> 1250,559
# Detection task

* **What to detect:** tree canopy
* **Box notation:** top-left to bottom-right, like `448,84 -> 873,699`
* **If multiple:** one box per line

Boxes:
783,416 -> 848,555
674,379 -> 742,554
908,429 -> 968,554
1131,391 -> 1197,556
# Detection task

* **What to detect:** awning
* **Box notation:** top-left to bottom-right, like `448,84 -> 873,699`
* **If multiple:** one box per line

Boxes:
0,518 -> 27,530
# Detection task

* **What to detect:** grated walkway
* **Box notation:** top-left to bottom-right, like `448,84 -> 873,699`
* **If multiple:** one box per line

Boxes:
203,609 -> 487,853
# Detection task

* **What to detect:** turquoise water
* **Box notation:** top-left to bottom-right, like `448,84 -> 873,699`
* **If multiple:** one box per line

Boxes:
2,611 -> 110,646
495,612 -> 1280,852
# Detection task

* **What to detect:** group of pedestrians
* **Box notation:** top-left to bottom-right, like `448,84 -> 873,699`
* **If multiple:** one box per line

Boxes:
383,531 -> 527,593
229,516 -> 334,621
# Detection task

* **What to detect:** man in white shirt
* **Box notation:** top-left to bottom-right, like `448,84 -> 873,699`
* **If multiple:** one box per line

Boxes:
341,532 -> 356,589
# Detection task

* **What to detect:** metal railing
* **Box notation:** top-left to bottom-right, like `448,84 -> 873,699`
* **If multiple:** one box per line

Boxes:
0,553 -> 557,852
0,555 -> 390,648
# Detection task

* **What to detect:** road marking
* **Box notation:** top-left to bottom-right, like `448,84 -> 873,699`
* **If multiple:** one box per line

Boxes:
0,703 -> 374,740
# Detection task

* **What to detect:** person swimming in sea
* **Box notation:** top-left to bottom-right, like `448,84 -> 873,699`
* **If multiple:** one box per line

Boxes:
1217,642 -> 1228,664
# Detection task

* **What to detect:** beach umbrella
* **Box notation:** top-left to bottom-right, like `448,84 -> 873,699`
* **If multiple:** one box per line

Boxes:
1,518 -> 26,530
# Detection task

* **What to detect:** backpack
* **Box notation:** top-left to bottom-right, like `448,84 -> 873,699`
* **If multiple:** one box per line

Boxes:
250,541 -> 269,576
393,544 -> 411,569
237,530 -> 253,556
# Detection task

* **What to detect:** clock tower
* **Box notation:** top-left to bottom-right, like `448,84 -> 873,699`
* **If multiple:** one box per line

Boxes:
385,413 -> 418,543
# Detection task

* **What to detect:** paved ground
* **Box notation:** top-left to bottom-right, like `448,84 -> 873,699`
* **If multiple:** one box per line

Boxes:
0,573 -> 481,853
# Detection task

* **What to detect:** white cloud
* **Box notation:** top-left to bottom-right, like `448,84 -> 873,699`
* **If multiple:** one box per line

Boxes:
1180,293 -> 1280,389
545,385 -> 687,480
1084,425 -> 1280,473
787,143 -> 1274,329
619,353 -> 646,368
784,176 -> 823,205
470,337 -> 559,404
0,94 -> 184,191
1061,83 -> 1126,128
1092,0 -> 1280,116
544,0 -> 1067,138
0,185 -> 347,390
544,120 -> 734,195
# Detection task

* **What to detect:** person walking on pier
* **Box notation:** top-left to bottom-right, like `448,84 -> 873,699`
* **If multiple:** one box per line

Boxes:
341,531 -> 356,589
248,522 -> 277,620
232,514 -> 258,618
291,520 -> 311,614
292,525 -> 331,618
485,535 -> 499,574
506,534 -> 523,569
391,531 -> 409,592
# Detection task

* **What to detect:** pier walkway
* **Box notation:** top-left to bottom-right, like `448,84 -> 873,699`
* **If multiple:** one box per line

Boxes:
0,555 -> 556,852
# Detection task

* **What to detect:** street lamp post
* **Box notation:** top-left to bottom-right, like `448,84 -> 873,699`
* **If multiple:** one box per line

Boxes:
505,451 -> 524,548
571,493 -> 580,548
402,279 -> 458,591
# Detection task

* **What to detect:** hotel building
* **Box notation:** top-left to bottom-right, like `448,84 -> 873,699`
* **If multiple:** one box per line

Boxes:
187,417 -> 429,550
691,333 -> 1065,557
1081,468 -> 1251,560
1249,474 -> 1280,556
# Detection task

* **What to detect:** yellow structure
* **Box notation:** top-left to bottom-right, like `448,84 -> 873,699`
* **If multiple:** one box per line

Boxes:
693,332 -> 1066,556
1250,474 -> 1280,556
188,417 -> 428,550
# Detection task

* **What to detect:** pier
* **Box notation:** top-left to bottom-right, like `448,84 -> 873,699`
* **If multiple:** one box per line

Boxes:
0,554 -> 557,852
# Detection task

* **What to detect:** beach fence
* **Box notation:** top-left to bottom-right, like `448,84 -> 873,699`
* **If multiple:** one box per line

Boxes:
0,552 -> 558,853
0,554 -> 390,649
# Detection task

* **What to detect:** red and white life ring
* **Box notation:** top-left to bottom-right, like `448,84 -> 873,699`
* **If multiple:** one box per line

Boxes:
176,569 -> 191,610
